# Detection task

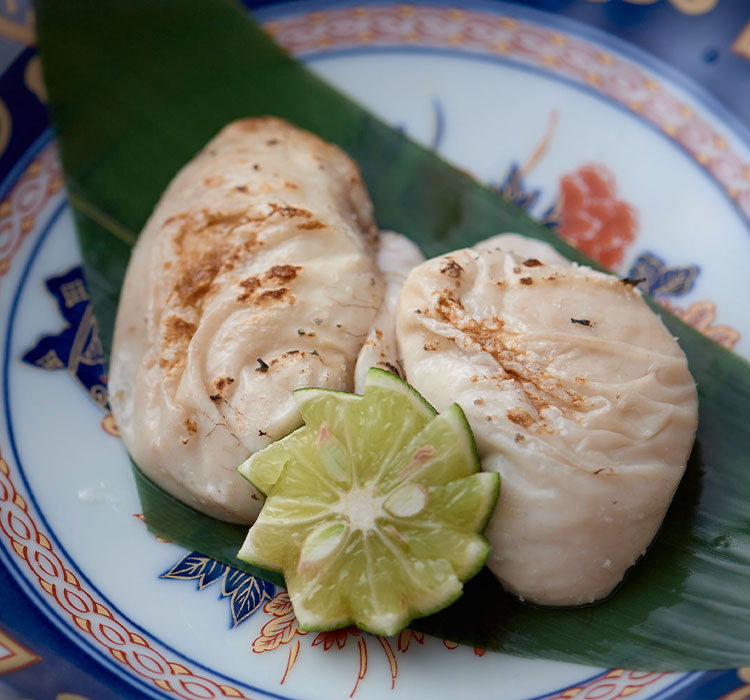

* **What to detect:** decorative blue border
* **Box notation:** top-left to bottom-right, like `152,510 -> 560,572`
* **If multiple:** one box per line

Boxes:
303,44 -> 750,234
0,135 -> 717,700
0,203 -> 168,700
249,0 -> 750,147
248,0 -> 750,233
0,127 -> 53,203
0,139 -> 688,700
0,207 -> 298,699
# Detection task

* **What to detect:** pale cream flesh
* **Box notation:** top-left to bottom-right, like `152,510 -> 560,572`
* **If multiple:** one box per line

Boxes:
354,231 -> 425,392
109,118 -> 384,523
396,238 -> 698,606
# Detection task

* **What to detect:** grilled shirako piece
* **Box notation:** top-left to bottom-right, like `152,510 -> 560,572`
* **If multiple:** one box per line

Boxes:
109,118 -> 385,523
397,238 -> 698,606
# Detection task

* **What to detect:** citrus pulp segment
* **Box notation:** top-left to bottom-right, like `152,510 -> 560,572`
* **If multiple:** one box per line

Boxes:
237,368 -> 499,636
236,427 -> 306,496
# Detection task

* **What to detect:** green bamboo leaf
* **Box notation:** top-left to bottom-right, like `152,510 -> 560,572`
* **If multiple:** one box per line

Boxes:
133,460 -> 285,589
36,0 -> 750,671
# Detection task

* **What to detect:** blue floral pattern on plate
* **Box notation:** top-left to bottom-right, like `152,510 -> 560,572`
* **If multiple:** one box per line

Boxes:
161,552 -> 276,629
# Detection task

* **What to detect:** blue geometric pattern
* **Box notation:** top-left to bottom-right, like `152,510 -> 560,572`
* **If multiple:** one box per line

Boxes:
161,551 -> 276,628
21,265 -> 109,409
21,266 -> 275,631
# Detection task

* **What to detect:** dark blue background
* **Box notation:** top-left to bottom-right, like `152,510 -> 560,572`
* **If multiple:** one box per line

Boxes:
0,563 -> 150,699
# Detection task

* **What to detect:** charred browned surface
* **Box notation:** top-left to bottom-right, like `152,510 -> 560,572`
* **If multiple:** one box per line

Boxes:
431,289 -> 586,431
506,408 -> 534,428
265,264 -> 301,282
160,315 -> 197,370
256,287 -> 293,305
440,258 -> 463,278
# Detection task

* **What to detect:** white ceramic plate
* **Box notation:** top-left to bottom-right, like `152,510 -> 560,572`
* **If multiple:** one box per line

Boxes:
1,1 -> 749,698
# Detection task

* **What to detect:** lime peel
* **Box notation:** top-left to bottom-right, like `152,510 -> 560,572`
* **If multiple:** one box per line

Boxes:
237,368 -> 499,637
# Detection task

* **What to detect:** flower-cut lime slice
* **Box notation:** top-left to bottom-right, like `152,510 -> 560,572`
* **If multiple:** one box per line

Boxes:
236,368 -> 499,637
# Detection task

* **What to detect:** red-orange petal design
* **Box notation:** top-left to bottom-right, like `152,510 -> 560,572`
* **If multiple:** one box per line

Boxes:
397,629 -> 425,653
659,299 -> 741,351
253,591 -> 306,654
312,627 -> 361,652
557,163 -> 638,270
